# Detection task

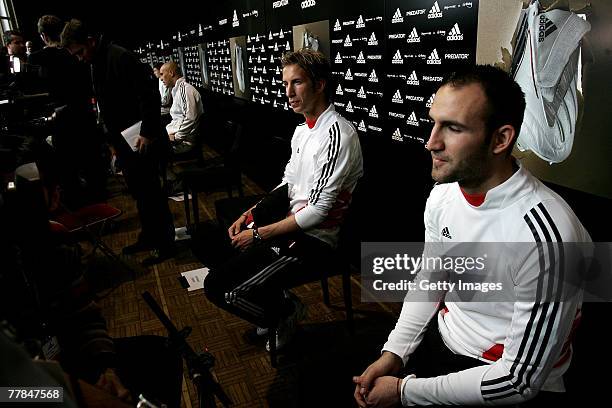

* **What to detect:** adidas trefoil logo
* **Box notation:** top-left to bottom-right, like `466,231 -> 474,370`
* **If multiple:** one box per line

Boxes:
344,34 -> 352,47
345,68 -> 353,80
335,52 -> 342,64
392,49 -> 404,64
407,27 -> 420,43
356,15 -> 365,28
538,14 -> 557,42
336,84 -> 343,95
357,86 -> 366,99
428,1 -> 443,19
392,89 -> 403,104
356,51 -> 365,64
441,227 -> 452,239
368,69 -> 378,83
407,70 -> 420,86
447,23 -> 463,41
392,8 -> 404,23
358,120 -> 366,131
334,19 -> 341,31
427,48 -> 441,65
368,32 -> 378,46
426,93 -> 435,108
406,111 -> 419,126
346,101 -> 354,112
369,105 -> 378,118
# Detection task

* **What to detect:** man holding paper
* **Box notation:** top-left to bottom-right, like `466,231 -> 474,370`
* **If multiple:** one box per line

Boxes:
61,19 -> 175,266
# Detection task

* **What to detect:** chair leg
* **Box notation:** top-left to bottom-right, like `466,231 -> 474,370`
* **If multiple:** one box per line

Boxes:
321,277 -> 331,306
192,191 -> 200,229
342,264 -> 354,335
184,190 -> 192,233
268,328 -> 277,367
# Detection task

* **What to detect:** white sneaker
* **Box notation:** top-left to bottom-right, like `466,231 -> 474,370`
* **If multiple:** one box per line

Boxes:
512,1 -> 590,164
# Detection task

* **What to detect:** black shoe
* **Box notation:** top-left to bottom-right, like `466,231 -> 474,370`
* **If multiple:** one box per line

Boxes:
122,241 -> 152,255
141,247 -> 176,267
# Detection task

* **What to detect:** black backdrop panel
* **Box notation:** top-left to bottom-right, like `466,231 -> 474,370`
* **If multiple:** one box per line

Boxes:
330,1 -> 386,141
384,0 -> 478,146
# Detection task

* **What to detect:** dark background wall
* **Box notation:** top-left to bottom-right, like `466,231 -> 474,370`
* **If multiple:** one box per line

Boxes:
14,0 -> 611,243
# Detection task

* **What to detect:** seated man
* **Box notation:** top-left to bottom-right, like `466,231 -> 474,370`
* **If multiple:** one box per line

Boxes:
159,61 -> 203,155
153,62 -> 172,126
204,49 -> 363,349
353,65 -> 591,407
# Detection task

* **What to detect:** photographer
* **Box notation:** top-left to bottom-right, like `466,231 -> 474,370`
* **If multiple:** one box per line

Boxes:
0,140 -> 182,406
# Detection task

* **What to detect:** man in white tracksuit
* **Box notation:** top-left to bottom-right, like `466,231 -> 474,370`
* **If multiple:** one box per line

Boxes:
204,49 -> 363,351
354,66 -> 590,406
160,61 -> 203,155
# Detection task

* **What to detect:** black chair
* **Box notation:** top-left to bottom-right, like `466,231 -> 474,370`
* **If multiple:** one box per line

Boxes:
214,193 -> 358,367
181,120 -> 245,233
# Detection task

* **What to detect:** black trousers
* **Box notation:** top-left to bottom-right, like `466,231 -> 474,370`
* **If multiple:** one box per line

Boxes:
111,133 -> 175,249
203,229 -> 332,328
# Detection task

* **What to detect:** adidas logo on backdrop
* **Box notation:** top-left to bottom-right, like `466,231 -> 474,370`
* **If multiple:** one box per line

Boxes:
407,28 -> 420,43
428,1 -> 442,19
447,23 -> 463,41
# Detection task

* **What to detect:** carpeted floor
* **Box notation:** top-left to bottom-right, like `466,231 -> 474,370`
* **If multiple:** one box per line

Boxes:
86,151 -> 402,408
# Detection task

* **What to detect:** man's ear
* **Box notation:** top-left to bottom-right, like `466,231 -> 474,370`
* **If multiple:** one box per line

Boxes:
315,79 -> 326,94
491,124 -> 516,155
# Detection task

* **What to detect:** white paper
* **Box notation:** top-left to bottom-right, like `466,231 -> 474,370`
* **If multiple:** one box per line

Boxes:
174,226 -> 191,241
121,121 -> 142,152
181,268 -> 209,291
169,193 -> 192,202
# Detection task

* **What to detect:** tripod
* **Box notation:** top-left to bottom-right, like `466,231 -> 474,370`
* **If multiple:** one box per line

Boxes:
141,291 -> 231,408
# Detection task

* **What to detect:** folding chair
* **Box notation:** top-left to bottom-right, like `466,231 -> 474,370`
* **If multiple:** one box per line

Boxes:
50,203 -> 128,270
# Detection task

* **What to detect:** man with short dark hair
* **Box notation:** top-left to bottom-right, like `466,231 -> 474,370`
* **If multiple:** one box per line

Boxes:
4,29 -> 26,60
353,65 -> 591,407
204,49 -> 363,350
61,19 -> 175,266
28,15 -> 106,207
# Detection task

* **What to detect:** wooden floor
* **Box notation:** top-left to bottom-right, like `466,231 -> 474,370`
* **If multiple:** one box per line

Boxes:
90,152 -> 402,408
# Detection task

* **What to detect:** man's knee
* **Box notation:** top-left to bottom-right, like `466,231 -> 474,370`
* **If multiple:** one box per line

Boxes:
203,268 -> 227,307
